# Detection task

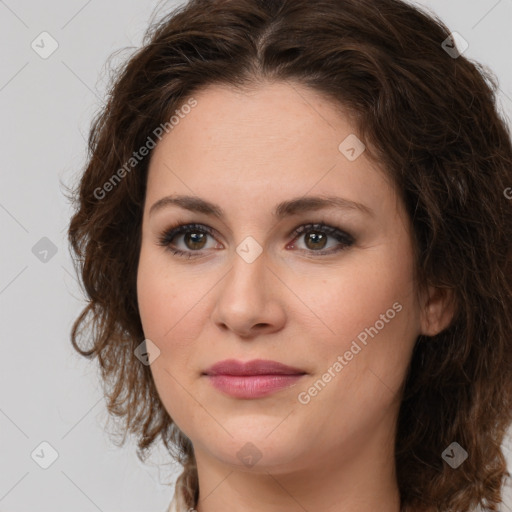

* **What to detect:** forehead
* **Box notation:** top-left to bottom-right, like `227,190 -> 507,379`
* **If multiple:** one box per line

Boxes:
153,81 -> 354,169
145,81 -> 399,222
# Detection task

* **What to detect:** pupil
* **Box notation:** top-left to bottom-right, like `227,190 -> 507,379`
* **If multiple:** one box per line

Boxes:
306,232 -> 326,250
186,232 -> 206,249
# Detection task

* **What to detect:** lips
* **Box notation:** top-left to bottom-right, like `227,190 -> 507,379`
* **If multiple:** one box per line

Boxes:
203,359 -> 306,377
203,359 -> 307,399
207,374 -> 305,399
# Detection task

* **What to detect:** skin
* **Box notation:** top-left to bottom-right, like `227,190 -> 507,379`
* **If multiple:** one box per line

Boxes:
136,81 -> 454,512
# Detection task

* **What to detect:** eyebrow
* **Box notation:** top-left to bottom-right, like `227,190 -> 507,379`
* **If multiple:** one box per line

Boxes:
149,194 -> 374,219
149,195 -> 375,220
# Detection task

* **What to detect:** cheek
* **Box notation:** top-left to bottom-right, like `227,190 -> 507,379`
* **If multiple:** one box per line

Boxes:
291,260 -> 418,448
293,248 -> 419,405
137,261 -> 173,340
137,245 -> 203,342
294,253 -> 416,344
136,247 -> 211,400
136,256 -> 199,427
136,252 -> 194,395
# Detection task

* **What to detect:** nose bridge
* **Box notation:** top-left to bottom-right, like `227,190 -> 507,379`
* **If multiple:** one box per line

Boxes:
224,239 -> 269,305
211,239 -> 285,336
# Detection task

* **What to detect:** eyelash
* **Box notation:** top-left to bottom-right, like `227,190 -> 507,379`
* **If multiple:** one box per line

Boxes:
156,221 -> 355,259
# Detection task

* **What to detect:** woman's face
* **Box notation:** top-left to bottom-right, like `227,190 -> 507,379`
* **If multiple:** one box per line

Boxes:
137,81 -> 427,476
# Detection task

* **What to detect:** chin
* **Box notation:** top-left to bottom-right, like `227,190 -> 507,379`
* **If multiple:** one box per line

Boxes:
196,428 -> 305,473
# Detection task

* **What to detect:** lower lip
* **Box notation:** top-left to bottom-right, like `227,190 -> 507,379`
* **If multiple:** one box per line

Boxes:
206,374 -> 305,399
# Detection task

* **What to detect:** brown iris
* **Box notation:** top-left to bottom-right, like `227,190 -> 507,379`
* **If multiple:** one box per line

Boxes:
303,231 -> 327,250
184,231 -> 207,250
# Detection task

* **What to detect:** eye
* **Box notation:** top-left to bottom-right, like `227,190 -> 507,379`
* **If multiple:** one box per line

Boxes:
157,221 -> 355,259
157,222 -> 220,259
287,222 -> 354,255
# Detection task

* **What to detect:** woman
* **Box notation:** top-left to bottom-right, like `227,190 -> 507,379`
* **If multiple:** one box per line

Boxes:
66,0 -> 512,510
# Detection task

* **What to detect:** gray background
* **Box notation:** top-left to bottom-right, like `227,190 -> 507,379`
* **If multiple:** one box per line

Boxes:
0,0 -> 511,510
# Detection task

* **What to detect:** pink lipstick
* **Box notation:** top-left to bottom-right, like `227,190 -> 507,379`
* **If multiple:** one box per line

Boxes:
203,359 -> 306,399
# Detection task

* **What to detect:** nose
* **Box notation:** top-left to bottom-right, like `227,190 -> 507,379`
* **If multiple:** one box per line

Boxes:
209,248 -> 287,338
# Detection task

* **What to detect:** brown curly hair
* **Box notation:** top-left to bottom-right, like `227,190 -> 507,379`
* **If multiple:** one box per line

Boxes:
66,0 -> 512,510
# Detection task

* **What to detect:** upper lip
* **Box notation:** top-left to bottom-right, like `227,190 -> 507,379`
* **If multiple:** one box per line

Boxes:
203,359 -> 306,376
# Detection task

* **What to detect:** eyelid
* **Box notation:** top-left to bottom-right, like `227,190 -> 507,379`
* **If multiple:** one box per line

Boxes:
157,222 -> 219,248
289,222 -> 354,245
157,220 -> 355,258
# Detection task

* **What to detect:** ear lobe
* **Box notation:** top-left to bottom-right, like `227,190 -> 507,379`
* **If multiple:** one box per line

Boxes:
419,286 -> 456,337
